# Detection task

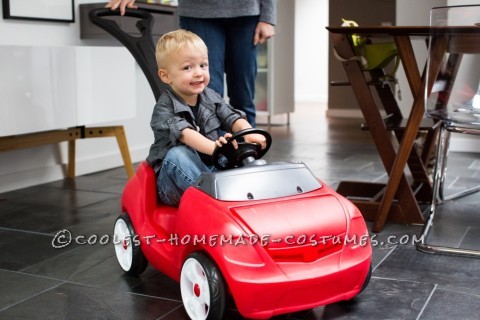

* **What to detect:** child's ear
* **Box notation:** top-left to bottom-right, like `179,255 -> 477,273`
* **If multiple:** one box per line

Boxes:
158,68 -> 170,84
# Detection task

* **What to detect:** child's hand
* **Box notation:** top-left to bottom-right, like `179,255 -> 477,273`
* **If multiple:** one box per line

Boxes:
244,133 -> 267,149
215,133 -> 238,149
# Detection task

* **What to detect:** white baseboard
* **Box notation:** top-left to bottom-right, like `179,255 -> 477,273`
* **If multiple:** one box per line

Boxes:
0,145 -> 150,194
73,145 -> 149,177
0,164 -> 66,194
325,108 -> 364,119
256,112 -> 290,126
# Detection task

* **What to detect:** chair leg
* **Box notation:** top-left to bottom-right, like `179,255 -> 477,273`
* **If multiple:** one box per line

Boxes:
114,126 -> 135,178
417,203 -> 480,257
436,127 -> 450,203
417,125 -> 480,258
438,127 -> 480,201
82,126 -> 135,179
417,126 -> 448,253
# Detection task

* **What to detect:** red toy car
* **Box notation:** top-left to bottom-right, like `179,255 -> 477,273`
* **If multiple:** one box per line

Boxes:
113,128 -> 372,320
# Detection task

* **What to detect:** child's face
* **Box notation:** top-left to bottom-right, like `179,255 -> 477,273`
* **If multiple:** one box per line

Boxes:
160,46 -> 210,106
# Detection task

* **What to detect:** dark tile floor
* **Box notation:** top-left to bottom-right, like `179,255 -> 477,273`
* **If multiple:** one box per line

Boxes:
1,104 -> 480,320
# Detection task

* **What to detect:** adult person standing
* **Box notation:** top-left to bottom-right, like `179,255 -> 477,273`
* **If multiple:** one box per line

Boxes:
106,0 -> 276,127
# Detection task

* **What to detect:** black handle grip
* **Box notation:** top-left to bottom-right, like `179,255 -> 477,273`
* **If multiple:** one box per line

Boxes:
88,8 -> 153,38
89,7 -> 152,20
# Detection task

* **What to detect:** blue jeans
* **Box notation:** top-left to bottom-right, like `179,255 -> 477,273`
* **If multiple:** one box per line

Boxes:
180,16 -> 259,127
156,145 -> 215,206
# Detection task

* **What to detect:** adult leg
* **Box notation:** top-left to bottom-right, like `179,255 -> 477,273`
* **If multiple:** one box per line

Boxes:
224,16 -> 259,127
179,17 -> 226,97
157,145 -> 212,206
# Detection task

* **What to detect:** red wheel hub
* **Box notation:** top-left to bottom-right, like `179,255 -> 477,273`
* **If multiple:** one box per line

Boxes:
194,283 -> 201,297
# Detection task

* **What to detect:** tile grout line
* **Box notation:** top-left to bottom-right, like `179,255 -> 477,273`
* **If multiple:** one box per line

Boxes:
373,172 -> 388,182
457,226 -> 470,247
156,304 -> 184,320
2,267 -> 182,306
447,176 -> 459,190
125,291 -> 181,303
1,267 -> 75,283
356,161 -> 374,171
372,244 -> 397,272
0,227 -> 54,237
0,281 -> 66,313
415,284 -> 437,320
17,246 -> 84,273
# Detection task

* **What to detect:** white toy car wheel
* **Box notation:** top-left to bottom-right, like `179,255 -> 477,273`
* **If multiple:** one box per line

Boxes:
180,252 -> 226,320
113,213 -> 148,276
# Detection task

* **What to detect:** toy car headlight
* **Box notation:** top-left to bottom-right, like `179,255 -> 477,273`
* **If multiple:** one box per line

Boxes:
343,199 -> 370,249
222,236 -> 266,267
347,217 -> 370,249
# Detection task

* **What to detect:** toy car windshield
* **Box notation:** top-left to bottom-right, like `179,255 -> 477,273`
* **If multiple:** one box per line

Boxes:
195,162 -> 322,201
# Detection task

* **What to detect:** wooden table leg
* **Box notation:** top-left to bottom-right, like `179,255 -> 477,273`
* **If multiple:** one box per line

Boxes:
370,68 -> 433,202
373,92 -> 426,232
331,33 -> 423,232
373,36 -> 449,232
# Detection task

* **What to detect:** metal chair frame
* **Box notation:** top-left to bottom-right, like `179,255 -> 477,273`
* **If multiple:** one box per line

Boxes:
417,121 -> 480,258
417,4 -> 480,258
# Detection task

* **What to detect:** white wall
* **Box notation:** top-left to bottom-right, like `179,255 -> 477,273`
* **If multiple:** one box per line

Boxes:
0,0 -> 156,193
294,0 -> 329,104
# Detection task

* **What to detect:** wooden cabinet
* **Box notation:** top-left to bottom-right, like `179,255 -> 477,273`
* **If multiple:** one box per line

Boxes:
0,46 -> 136,136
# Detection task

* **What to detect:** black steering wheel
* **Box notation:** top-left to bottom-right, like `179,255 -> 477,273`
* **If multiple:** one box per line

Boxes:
212,128 -> 272,170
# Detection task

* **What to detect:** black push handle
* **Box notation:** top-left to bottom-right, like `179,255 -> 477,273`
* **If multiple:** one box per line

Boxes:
88,8 -> 167,101
89,8 -> 154,34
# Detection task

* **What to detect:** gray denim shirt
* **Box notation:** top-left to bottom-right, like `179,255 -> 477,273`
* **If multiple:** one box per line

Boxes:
177,0 -> 276,25
146,86 -> 246,168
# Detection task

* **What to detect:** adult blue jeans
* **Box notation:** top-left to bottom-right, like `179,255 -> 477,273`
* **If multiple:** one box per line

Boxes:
156,145 -> 215,206
180,15 -> 259,127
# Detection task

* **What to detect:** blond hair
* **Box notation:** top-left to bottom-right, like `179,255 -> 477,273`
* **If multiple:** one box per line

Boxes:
155,29 -> 208,69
